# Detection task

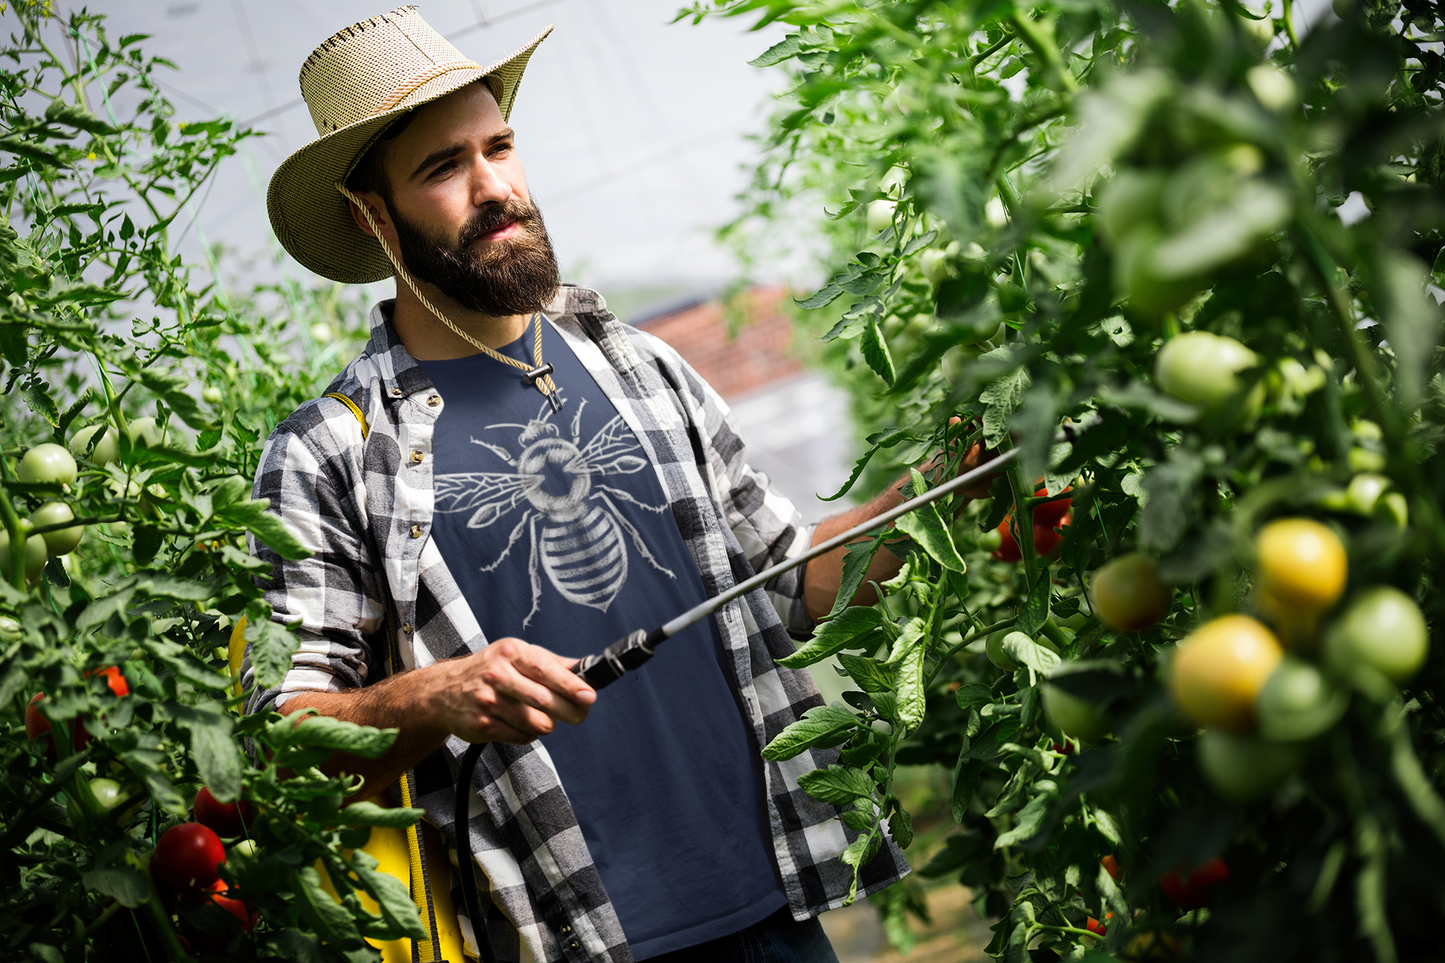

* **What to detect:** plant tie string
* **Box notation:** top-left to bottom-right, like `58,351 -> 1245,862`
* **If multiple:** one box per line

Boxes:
336,182 -> 564,411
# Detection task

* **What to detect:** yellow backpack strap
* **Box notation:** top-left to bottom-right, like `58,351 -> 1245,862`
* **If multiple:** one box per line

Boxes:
325,392 -> 370,440
254,392 -> 450,962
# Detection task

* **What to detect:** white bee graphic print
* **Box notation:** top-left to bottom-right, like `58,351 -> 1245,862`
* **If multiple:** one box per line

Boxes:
435,399 -> 675,627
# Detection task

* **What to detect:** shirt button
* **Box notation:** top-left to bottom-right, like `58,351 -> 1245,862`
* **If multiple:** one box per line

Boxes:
391,387 -> 403,397
410,450 -> 424,464
427,395 -> 441,407
567,940 -> 580,951
409,524 -> 423,539
401,622 -> 412,634
558,924 -> 572,935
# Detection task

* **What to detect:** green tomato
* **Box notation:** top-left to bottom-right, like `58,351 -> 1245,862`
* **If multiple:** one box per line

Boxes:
1096,169 -> 1167,246
1113,230 -> 1202,316
866,199 -> 897,234
1348,447 -> 1387,473
1089,552 -> 1172,632
1041,682 -> 1110,742
1247,64 -> 1295,111
231,838 -> 258,861
17,443 -> 77,486
1376,491 -> 1408,530
1345,474 -> 1390,516
127,416 -> 164,449
0,529 -> 47,582
28,501 -> 83,555
903,314 -> 932,337
1154,331 -> 1263,415
1196,728 -> 1303,802
1325,586 -> 1429,683
986,632 -> 1017,670
69,424 -> 118,466
1256,657 -> 1349,742
89,777 -> 124,810
202,385 -> 224,404
920,249 -> 951,284
949,316 -> 1002,345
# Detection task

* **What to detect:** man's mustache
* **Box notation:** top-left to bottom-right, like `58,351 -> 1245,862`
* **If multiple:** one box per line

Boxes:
458,200 -> 537,248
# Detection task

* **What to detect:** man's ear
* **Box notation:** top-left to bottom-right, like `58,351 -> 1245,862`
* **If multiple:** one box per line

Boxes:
347,193 -> 389,238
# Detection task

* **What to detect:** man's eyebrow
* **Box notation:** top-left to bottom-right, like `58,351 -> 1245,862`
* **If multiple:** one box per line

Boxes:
408,129 -> 516,181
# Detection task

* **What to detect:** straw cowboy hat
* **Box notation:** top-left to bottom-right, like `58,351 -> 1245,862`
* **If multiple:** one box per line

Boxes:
267,6 -> 551,284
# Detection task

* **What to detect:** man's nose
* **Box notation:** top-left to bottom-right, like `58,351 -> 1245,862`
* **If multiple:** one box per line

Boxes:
470,157 -> 513,208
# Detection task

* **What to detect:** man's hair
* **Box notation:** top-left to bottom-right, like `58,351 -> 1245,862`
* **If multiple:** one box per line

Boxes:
343,78 -> 502,205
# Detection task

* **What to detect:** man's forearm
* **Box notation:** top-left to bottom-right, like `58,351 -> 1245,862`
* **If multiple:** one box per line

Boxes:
802,483 -> 908,621
802,437 -> 992,621
274,637 -> 596,803
281,671 -> 450,803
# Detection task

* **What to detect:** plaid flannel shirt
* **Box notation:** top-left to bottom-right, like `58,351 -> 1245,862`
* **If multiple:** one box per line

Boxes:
245,285 -> 908,963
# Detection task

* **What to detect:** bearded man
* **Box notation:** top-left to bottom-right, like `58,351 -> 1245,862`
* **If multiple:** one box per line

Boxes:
250,7 -> 985,963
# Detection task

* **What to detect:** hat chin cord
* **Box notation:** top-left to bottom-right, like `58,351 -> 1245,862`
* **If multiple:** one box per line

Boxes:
334,182 -> 562,407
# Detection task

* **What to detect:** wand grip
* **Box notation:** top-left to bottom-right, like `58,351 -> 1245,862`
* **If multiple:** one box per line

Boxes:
572,629 -> 661,690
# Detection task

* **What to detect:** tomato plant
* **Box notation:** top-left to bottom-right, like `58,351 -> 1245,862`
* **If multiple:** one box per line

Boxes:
0,9 -> 433,961
689,0 -> 1445,957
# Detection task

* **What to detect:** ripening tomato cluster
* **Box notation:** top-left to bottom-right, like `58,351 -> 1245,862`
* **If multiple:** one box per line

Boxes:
24,665 -> 129,758
147,790 -> 257,952
1167,517 -> 1429,804
990,487 -> 1073,562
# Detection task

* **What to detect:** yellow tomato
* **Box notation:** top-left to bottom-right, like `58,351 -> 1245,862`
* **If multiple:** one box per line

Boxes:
1169,615 -> 1283,730
1255,518 -> 1347,613
1089,553 -> 1172,631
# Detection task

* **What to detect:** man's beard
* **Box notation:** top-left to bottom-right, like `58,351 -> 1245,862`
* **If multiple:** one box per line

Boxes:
391,197 -> 560,318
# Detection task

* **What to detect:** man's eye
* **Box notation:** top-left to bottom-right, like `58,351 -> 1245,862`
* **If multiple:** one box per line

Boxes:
431,161 -> 456,177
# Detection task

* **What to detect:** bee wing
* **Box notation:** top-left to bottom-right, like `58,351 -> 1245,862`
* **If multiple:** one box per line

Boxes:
435,472 -> 539,528
572,415 -> 649,475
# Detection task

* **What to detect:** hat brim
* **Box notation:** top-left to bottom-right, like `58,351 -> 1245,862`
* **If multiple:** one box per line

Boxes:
267,25 -> 552,284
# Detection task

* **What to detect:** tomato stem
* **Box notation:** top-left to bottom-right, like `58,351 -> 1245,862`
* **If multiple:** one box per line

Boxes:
0,455 -> 29,591
1293,223 -> 1445,560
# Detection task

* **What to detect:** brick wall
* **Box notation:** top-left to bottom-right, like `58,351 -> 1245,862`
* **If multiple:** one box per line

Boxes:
635,286 -> 803,401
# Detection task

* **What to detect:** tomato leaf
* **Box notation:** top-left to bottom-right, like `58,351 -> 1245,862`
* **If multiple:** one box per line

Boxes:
994,792 -> 1052,850
80,865 -> 149,908
173,705 -> 242,803
762,703 -> 861,760
1016,576 -> 1053,638
837,653 -> 894,693
245,616 -> 302,691
347,848 -> 429,941
339,801 -> 427,828
860,317 -> 896,385
895,634 -> 928,730
798,764 -> 876,805
895,475 -> 967,571
780,606 -> 895,668
828,535 -> 883,619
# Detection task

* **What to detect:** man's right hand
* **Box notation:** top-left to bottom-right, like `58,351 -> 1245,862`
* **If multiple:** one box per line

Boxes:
423,637 -> 596,745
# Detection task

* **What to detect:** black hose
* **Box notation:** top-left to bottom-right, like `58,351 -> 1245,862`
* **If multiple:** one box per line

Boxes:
455,742 -> 496,963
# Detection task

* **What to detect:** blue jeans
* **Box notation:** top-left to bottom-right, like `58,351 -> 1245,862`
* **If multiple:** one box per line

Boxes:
640,906 -> 839,963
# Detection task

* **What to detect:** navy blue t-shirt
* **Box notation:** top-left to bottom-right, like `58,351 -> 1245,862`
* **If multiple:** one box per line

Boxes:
418,320 -> 786,959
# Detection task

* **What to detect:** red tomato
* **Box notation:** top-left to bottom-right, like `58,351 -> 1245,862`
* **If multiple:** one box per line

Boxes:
84,665 -> 129,697
151,823 -> 226,896
193,787 -> 254,839
1102,854 -> 1122,881
1086,913 -> 1112,936
992,519 -> 1023,562
1033,512 -> 1072,556
1033,487 -> 1073,529
1160,855 -> 1229,909
25,692 -> 90,758
179,879 -> 255,951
